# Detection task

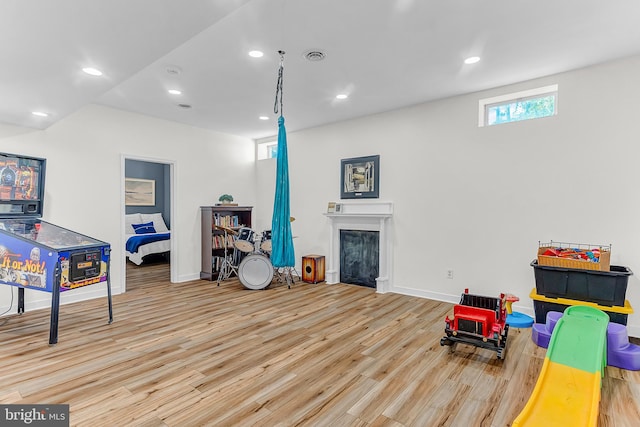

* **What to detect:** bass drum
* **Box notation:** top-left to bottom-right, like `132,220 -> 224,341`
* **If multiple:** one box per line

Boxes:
238,253 -> 274,290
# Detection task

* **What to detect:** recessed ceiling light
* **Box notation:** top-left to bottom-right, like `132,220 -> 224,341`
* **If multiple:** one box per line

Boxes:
336,94 -> 348,100
168,89 -> 182,95
259,116 -> 269,120
249,50 -> 264,58
82,67 -> 103,76
464,56 -> 481,65
31,111 -> 48,117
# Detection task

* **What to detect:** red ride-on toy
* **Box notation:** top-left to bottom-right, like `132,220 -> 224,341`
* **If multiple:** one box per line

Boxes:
440,289 -> 509,359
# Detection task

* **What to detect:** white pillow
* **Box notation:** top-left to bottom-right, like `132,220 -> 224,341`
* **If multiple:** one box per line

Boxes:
140,213 -> 169,232
125,213 -> 143,234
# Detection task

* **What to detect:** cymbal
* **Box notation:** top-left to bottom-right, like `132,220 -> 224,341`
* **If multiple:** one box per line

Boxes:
214,224 -> 238,235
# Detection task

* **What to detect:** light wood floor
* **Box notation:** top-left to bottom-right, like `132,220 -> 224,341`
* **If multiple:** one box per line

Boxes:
1,262 -> 639,426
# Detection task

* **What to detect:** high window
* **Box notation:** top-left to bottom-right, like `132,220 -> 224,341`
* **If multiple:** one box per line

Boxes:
257,139 -> 278,160
479,85 -> 558,127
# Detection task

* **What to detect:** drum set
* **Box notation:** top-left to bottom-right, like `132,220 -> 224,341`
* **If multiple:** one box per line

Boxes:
215,224 -> 296,290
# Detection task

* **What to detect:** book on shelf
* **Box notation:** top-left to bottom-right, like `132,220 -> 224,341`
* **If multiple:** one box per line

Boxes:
213,213 -> 240,228
211,256 -> 224,272
211,234 -> 234,249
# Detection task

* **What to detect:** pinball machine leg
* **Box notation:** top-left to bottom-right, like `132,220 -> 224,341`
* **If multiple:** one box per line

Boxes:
107,277 -> 113,324
18,287 -> 25,314
49,278 -> 60,346
106,252 -> 113,323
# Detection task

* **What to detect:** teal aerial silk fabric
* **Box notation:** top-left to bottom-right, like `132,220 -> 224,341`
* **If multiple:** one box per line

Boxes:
270,115 -> 295,267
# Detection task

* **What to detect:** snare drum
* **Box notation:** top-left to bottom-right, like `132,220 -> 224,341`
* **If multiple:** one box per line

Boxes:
260,230 -> 272,253
234,227 -> 256,253
238,253 -> 274,290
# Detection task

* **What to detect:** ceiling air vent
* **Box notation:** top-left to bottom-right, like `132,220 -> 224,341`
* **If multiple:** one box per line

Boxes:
166,65 -> 183,75
303,49 -> 326,62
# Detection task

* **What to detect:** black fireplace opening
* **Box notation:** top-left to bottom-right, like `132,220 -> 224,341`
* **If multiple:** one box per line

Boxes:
340,229 -> 379,288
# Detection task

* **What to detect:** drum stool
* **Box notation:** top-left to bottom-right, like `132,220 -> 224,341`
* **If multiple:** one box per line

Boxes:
302,255 -> 325,284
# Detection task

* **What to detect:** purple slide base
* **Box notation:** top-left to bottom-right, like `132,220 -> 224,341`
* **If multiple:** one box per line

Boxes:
532,311 -> 640,371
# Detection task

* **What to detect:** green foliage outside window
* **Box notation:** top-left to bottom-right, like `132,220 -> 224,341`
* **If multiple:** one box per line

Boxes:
487,95 -> 556,126
267,144 -> 278,159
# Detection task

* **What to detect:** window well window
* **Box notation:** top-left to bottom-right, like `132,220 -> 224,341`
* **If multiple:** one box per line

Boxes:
479,85 -> 558,127
257,139 -> 278,160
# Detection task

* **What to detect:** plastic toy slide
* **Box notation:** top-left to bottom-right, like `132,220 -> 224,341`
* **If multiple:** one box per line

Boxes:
512,305 -> 609,427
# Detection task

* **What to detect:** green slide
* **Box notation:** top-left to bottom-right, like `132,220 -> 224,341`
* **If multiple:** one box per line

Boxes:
513,305 -> 609,427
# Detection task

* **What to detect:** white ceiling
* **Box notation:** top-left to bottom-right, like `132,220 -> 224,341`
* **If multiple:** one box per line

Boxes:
3,0 -> 640,140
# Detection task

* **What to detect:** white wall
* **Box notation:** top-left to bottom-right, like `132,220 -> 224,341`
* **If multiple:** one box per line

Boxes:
1,104 -> 256,315
256,55 -> 640,337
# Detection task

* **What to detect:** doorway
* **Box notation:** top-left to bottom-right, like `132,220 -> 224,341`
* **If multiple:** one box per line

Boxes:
121,155 -> 176,291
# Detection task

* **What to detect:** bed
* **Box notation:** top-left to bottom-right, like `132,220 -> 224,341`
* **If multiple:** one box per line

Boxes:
125,213 -> 171,265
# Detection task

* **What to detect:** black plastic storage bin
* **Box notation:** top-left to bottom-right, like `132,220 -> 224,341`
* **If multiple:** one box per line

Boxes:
531,260 -> 633,307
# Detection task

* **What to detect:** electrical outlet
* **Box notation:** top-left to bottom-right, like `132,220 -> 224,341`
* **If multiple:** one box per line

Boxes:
446,269 -> 454,279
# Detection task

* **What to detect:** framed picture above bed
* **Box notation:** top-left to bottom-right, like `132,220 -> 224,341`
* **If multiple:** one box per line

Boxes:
125,178 -> 155,206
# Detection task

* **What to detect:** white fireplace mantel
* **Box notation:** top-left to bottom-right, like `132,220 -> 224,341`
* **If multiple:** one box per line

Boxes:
324,201 -> 393,293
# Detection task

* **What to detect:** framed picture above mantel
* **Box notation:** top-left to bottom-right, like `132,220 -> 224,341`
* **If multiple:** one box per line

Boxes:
340,155 -> 380,199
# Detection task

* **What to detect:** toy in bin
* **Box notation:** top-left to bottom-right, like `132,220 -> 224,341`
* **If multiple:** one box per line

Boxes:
541,247 -> 600,262
440,289 -> 509,359
537,241 -> 611,272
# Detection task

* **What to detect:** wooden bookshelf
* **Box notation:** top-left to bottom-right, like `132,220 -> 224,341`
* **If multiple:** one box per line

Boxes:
200,206 -> 252,280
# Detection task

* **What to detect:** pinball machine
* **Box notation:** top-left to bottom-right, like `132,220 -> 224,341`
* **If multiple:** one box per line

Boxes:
0,152 -> 112,345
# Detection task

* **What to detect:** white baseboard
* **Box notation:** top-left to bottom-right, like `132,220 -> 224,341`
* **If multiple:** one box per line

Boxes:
0,285 -> 122,318
178,272 -> 201,282
5,280 -> 638,339
388,285 -> 639,337
389,285 -> 535,317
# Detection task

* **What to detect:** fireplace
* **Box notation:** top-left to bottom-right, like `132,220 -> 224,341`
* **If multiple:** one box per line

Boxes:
340,229 -> 379,288
325,202 -> 393,293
